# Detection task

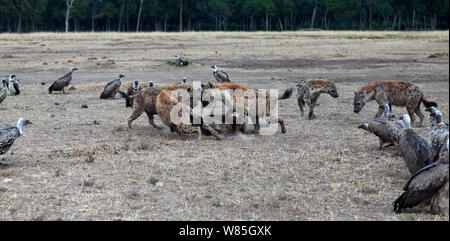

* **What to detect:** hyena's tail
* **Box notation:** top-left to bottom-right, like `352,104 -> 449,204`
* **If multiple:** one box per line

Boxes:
278,87 -> 294,100
422,96 -> 438,108
119,91 -> 133,107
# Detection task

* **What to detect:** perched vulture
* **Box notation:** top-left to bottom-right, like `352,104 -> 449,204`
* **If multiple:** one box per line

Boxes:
175,54 -> 189,67
211,65 -> 231,82
8,74 -> 20,96
358,104 -> 404,149
100,74 -> 125,99
393,152 -> 449,215
0,118 -> 32,163
49,67 -> 78,94
427,107 -> 449,162
0,79 -> 7,105
149,81 -> 154,88
398,114 -> 433,175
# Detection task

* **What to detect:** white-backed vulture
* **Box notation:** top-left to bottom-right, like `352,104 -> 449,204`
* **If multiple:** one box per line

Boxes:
398,114 -> 433,175
211,65 -> 231,82
175,54 -> 189,67
393,152 -> 449,215
0,118 -> 32,164
100,74 -> 125,99
358,104 -> 405,149
49,67 -> 78,94
426,107 -> 449,162
8,74 -> 20,96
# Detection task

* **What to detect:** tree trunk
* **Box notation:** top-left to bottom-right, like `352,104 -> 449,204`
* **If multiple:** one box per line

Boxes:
369,4 -> 372,30
278,17 -> 283,31
65,0 -> 75,33
391,12 -> 398,30
310,3 -> 317,30
265,9 -> 269,31
412,9 -> 416,30
118,0 -> 126,32
290,9 -> 293,31
16,13 -> 22,33
430,13 -> 437,30
179,0 -> 183,32
136,0 -> 145,32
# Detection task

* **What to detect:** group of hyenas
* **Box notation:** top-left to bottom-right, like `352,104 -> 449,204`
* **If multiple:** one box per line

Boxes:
122,76 -> 437,139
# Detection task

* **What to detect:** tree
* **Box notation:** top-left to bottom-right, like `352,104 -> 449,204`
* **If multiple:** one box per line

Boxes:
136,0 -> 145,32
65,0 -> 76,32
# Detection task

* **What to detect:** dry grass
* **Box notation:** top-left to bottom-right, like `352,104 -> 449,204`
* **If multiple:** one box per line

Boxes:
0,32 -> 448,221
0,31 -> 448,42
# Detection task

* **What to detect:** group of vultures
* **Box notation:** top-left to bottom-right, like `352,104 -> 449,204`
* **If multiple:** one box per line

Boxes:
1,54 -> 448,217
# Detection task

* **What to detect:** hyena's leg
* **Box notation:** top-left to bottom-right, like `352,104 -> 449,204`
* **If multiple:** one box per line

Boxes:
309,96 -> 320,119
128,101 -> 145,129
414,105 -> 425,127
202,124 -> 224,140
145,110 -> 162,129
305,98 -> 315,120
297,96 -> 305,116
406,105 -> 417,126
175,124 -> 202,140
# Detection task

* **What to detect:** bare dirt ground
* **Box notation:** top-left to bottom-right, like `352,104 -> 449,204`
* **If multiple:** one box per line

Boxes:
0,31 -> 448,221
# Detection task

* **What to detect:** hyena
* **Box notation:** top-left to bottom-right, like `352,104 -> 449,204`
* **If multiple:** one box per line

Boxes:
353,80 -> 437,126
200,82 -> 293,134
281,78 -> 339,119
156,87 -> 223,140
120,84 -> 189,129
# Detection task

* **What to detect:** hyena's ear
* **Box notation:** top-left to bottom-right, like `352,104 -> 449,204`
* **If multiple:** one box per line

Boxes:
354,91 -> 358,97
323,82 -> 330,88
186,87 -> 191,93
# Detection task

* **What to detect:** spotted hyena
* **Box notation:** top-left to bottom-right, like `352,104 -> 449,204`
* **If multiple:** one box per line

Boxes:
353,80 -> 437,126
282,78 -> 339,119
200,82 -> 293,134
156,87 -> 223,140
120,84 -> 189,129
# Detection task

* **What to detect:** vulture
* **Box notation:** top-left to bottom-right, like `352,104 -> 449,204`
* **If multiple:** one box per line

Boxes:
100,74 -> 125,99
393,151 -> 449,215
211,65 -> 231,82
0,79 -> 7,105
8,74 -> 20,96
180,77 -> 187,85
358,104 -> 405,149
0,118 -> 32,164
175,54 -> 189,67
49,67 -> 78,94
398,114 -> 433,175
427,107 -> 449,162
123,80 -> 142,107
149,81 -> 154,88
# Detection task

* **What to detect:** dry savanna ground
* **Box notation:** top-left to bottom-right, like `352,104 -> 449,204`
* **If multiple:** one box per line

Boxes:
0,31 -> 448,221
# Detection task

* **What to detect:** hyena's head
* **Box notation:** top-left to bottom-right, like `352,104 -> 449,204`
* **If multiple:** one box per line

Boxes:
353,90 -> 368,113
323,80 -> 339,98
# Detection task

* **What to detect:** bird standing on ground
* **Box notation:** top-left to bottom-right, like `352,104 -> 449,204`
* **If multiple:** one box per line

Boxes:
358,104 -> 405,149
211,65 -> 231,82
149,81 -> 154,88
49,67 -> 78,94
398,114 -> 433,175
175,54 -> 189,67
100,74 -> 125,99
427,107 -> 449,162
0,79 -> 7,105
393,150 -> 449,215
0,118 -> 32,164
8,74 -> 20,96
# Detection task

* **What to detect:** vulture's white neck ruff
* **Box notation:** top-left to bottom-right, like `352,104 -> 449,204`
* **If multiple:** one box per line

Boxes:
17,118 -> 27,136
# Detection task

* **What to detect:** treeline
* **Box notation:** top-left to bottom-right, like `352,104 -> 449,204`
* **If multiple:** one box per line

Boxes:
0,0 -> 448,33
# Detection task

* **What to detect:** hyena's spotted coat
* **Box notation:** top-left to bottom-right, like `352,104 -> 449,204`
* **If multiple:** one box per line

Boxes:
353,80 -> 437,126
287,78 -> 339,119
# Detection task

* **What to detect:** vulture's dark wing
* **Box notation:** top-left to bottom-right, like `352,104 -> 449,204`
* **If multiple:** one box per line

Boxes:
100,79 -> 121,99
0,88 -> 6,104
13,81 -> 20,95
49,72 -> 72,93
0,126 -> 20,155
